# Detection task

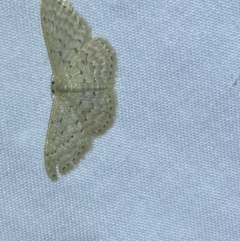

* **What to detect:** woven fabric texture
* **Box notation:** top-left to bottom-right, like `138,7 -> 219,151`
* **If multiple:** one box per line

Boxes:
0,0 -> 240,240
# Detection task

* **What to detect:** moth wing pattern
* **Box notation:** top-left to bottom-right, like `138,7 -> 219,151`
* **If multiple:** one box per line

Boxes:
41,0 -> 116,180
41,0 -> 89,78
63,37 -> 116,134
44,96 -> 90,179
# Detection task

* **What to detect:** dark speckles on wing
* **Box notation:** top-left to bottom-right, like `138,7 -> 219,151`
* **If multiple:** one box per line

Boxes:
41,0 -> 116,180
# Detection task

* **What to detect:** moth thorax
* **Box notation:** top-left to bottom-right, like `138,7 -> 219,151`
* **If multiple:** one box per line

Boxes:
52,81 -> 109,93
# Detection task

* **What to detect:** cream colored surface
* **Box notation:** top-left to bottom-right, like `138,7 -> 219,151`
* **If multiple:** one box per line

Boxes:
41,0 -> 116,180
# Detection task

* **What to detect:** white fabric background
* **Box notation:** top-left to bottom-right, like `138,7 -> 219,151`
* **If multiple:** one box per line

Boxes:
1,0 -> 240,240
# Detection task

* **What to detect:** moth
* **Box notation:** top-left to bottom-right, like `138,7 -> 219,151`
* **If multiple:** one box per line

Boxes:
41,0 -> 116,180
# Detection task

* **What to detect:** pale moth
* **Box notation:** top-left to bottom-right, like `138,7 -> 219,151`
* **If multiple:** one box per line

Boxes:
41,0 -> 116,180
